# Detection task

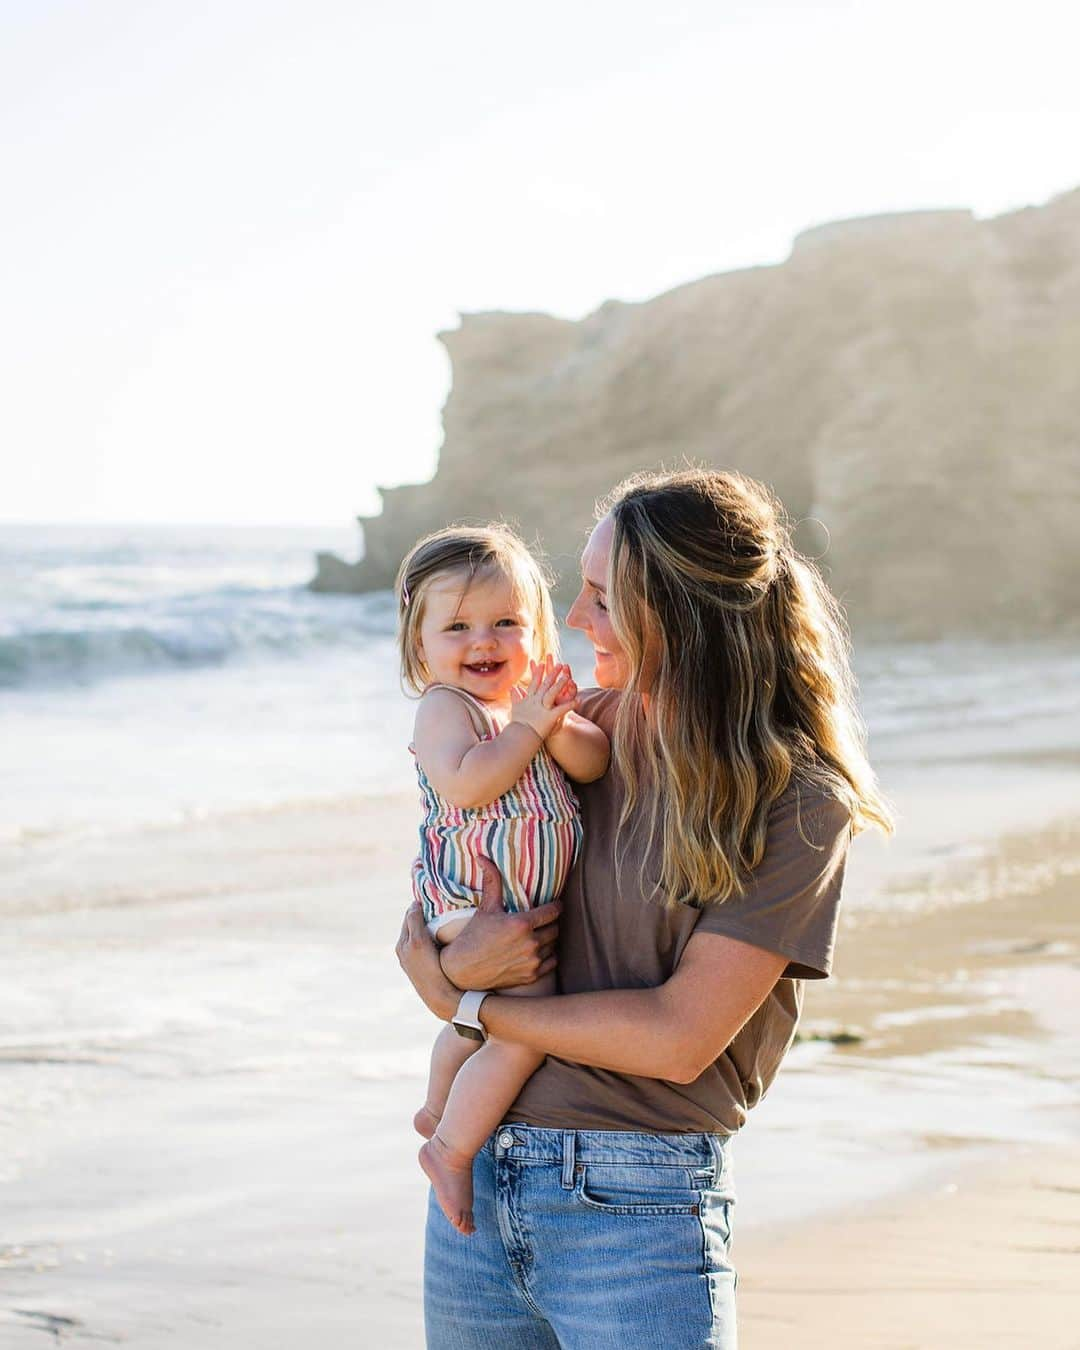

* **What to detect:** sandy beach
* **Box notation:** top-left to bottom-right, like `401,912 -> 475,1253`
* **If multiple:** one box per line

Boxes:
3,699 -> 1080,1347
738,1142 -> 1080,1348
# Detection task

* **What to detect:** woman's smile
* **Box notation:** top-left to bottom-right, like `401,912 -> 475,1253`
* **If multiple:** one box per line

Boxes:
566,514 -> 629,690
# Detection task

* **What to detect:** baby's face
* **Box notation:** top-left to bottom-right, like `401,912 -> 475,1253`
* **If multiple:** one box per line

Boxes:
416,570 -> 535,702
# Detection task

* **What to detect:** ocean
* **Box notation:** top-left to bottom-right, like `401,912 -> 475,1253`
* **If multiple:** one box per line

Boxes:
4,522 -> 1080,852
0,523 -> 410,844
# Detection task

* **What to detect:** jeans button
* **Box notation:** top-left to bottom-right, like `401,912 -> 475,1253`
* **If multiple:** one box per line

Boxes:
497,1131 -> 515,1149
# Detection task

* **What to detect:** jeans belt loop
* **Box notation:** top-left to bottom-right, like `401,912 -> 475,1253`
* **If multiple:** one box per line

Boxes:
561,1130 -> 576,1189
707,1132 -> 727,1188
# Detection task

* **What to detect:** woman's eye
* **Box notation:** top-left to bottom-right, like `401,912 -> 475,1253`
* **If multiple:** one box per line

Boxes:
594,594 -> 608,612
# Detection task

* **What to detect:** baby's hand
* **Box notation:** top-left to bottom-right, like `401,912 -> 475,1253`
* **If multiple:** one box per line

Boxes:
510,657 -> 577,742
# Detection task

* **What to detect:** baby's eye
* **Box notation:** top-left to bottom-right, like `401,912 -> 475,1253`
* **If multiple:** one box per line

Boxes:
495,618 -> 521,628
447,621 -> 468,632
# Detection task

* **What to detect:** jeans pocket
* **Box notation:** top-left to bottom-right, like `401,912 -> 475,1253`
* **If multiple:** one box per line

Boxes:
573,1163 -> 702,1216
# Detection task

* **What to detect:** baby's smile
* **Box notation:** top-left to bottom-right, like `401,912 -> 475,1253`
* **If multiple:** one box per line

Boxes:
464,660 -> 505,676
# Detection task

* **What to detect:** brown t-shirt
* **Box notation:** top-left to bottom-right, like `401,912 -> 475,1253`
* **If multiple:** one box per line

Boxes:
508,688 -> 851,1135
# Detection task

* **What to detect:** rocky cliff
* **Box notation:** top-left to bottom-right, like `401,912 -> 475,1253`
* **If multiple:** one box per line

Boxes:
313,191 -> 1080,637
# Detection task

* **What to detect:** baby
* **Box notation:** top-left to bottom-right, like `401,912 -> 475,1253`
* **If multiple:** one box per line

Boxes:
396,524 -> 609,1234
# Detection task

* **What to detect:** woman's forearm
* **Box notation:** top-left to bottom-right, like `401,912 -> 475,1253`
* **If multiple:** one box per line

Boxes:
397,895 -> 784,1087
479,984 -> 701,1083
473,932 -> 786,1083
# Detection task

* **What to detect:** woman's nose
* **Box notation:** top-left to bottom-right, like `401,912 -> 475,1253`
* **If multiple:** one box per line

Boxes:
566,590 -> 588,633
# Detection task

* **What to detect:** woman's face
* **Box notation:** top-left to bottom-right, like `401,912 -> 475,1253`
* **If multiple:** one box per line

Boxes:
566,514 -> 629,689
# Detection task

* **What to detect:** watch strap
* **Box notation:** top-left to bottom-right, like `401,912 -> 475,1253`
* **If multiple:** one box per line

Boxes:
452,988 -> 491,1041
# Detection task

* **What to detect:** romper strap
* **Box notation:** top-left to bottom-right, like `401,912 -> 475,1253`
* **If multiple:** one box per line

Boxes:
422,683 -> 498,740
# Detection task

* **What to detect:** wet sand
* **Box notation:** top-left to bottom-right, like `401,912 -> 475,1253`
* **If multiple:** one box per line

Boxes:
734,820 -> 1080,1348
2,721 -> 1079,1346
738,1142 -> 1080,1349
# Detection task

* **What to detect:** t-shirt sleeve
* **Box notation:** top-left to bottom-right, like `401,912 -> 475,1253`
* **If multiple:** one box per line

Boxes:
573,687 -> 623,739
692,789 -> 852,979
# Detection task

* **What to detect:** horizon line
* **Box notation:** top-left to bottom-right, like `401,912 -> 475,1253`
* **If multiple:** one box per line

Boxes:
0,518 -> 363,531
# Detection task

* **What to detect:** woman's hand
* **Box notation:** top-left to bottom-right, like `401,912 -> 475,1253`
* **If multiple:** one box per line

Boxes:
395,902 -> 461,1021
439,858 -> 561,990
397,860 -> 561,1015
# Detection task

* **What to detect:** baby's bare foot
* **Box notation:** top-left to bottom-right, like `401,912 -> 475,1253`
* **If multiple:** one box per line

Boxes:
413,1105 -> 440,1139
419,1134 -> 475,1236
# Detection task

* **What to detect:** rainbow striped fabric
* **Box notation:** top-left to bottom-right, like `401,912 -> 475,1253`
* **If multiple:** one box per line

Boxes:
411,685 -> 583,934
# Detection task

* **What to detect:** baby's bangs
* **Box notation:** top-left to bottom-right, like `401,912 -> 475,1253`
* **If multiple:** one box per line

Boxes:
469,549 -> 533,608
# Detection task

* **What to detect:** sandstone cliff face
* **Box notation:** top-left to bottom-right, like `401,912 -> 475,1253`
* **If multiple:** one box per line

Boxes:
314,192 -> 1080,637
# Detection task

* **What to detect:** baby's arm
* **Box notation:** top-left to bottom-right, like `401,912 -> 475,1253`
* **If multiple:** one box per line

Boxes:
546,710 -> 610,784
413,688 -> 547,810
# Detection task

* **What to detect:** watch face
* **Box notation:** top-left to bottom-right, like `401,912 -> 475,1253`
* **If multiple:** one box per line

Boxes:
453,1022 -> 485,1042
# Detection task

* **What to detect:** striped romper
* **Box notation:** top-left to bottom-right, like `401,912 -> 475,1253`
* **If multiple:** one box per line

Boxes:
411,684 -> 583,936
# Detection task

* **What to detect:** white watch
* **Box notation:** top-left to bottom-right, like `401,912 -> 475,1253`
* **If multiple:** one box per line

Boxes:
452,989 -> 491,1042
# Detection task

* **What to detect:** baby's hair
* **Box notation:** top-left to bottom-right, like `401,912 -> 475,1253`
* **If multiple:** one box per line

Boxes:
395,523 -> 559,694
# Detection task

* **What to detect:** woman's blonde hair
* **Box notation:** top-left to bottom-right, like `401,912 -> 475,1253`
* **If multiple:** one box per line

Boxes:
604,467 -> 893,908
395,524 -> 559,694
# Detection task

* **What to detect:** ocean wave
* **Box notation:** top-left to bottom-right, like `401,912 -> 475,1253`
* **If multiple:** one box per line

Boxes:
0,588 -> 398,689
855,642 -> 1080,738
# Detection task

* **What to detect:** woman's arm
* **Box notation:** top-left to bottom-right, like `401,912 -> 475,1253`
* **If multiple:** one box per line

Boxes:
545,710 -> 610,783
397,862 -> 786,1084
489,933 -> 786,1082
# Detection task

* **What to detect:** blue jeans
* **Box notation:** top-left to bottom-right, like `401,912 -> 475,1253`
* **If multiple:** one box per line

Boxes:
424,1124 -> 737,1349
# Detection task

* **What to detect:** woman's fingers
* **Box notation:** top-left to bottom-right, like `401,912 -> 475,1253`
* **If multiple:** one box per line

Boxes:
527,899 -> 561,930
394,900 -> 461,1021
528,912 -> 560,968
476,857 -> 505,914
396,900 -> 421,957
530,927 -> 559,958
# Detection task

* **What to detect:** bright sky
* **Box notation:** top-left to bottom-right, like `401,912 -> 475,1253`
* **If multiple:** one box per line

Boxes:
3,0 -> 1078,527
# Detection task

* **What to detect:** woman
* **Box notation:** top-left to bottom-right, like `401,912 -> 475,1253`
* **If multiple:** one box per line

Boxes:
397,468 -> 892,1349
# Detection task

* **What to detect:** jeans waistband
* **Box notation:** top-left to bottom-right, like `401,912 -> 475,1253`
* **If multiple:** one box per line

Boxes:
486,1123 -> 732,1187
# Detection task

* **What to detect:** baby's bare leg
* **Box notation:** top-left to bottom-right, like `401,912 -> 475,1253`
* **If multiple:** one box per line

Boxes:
414,1023 -> 479,1139
419,972 -> 555,1235
414,914 -> 478,1139
432,972 -> 554,1158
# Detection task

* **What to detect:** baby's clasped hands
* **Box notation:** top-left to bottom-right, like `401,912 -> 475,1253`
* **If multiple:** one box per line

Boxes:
510,656 -> 579,741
